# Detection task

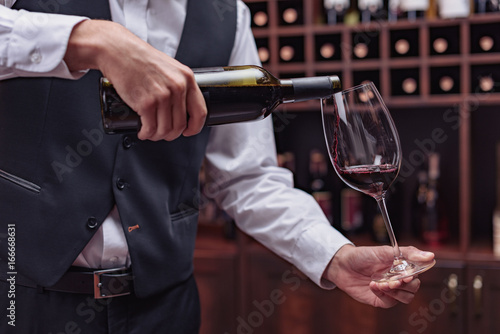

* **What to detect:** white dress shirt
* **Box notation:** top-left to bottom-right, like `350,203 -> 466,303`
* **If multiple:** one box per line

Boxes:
0,0 -> 351,289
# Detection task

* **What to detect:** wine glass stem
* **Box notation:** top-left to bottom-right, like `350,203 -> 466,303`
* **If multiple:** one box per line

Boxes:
376,196 -> 403,259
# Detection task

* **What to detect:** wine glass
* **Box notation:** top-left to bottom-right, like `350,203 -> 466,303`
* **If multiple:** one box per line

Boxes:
321,82 -> 436,282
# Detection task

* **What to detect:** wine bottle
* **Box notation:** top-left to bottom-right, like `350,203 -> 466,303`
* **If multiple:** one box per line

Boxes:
493,142 -> 500,257
388,0 -> 402,21
341,188 -> 364,233
253,10 -> 268,27
247,2 -> 269,28
432,37 -> 449,54
421,152 -> 448,246
308,149 -> 334,224
278,0 -> 303,26
479,35 -> 495,52
100,65 -> 341,134
280,45 -> 296,62
358,0 -> 384,22
390,68 -> 419,96
402,77 -> 418,94
475,0 -> 500,13
400,0 -> 429,20
324,0 -> 350,25
258,47 -> 270,63
391,29 -> 419,57
394,38 -> 411,56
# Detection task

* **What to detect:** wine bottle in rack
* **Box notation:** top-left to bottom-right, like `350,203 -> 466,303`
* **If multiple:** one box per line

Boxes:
412,169 -> 428,238
247,2 -> 269,28
324,0 -> 350,25
426,0 -> 438,18
420,153 -> 449,246
400,0 -> 429,20
391,68 -> 419,96
309,149 -> 334,224
255,38 -> 270,64
100,65 -> 341,133
479,35 -> 495,52
430,25 -> 460,55
475,0 -> 500,13
315,34 -> 342,61
432,37 -> 449,54
341,188 -> 364,233
471,65 -> 500,93
278,0 -> 303,26
358,0 -> 384,22
437,0 -> 470,18
493,142 -> 500,257
391,29 -> 419,57
279,36 -> 305,63
344,1 -> 361,25
388,0 -> 402,21
471,23 -> 499,54
353,42 -> 369,59
430,66 -> 460,94
478,75 -> 495,92
352,31 -> 380,59
475,0 -> 487,13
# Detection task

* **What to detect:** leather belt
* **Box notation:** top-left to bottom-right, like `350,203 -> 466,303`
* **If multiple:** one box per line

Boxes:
20,267 -> 134,299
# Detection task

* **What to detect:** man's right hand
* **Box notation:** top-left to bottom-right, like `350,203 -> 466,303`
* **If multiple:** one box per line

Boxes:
64,19 -> 207,141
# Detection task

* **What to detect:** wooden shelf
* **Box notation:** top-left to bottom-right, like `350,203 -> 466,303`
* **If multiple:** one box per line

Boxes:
195,2 -> 500,333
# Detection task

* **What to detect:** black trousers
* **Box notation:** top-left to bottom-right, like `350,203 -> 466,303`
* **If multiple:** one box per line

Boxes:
0,275 -> 201,334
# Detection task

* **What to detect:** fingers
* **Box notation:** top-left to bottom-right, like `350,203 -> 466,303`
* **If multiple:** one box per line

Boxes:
137,66 -> 205,141
370,278 -> 421,307
183,76 -> 207,137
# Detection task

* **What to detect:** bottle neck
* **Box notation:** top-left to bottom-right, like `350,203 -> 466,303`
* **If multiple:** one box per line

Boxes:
281,75 -> 341,103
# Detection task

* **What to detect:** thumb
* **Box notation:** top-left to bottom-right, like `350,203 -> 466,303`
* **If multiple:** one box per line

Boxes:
402,246 -> 435,262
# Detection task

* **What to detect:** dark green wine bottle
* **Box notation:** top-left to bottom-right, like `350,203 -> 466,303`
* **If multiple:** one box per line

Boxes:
100,65 -> 341,134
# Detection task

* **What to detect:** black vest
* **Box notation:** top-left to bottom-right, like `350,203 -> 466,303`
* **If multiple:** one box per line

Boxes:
0,0 -> 236,297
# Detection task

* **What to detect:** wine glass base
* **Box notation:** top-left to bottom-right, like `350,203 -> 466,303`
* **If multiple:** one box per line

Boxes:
371,258 -> 436,283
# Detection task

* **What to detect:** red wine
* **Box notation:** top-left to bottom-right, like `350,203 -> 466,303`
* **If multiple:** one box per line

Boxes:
336,164 -> 399,197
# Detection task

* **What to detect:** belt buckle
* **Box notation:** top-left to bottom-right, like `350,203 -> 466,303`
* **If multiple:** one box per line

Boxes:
93,267 -> 131,299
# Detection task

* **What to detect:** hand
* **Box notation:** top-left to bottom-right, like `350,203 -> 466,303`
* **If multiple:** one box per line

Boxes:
323,244 -> 435,308
64,20 -> 207,141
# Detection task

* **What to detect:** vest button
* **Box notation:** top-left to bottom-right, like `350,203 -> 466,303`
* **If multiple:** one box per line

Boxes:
116,178 -> 127,190
87,217 -> 98,229
123,136 -> 133,149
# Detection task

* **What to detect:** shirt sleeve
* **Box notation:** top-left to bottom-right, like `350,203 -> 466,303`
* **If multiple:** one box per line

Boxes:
0,5 -> 88,80
204,0 -> 353,289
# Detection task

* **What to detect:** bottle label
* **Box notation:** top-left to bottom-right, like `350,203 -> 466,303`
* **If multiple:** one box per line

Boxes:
324,0 -> 349,10
400,0 -> 429,11
358,0 -> 383,10
438,0 -> 469,18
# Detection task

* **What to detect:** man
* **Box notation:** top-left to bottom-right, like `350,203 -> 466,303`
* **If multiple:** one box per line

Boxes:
0,0 -> 434,332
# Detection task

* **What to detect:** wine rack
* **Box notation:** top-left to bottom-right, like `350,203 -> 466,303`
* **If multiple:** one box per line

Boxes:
195,1 -> 500,333
246,0 -> 500,258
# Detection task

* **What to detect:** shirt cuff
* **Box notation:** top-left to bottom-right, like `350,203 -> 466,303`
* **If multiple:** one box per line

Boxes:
7,9 -> 88,78
291,222 -> 353,289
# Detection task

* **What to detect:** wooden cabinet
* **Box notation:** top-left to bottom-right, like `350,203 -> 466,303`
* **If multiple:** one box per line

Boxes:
466,262 -> 500,333
195,240 -> 500,334
194,1 -> 500,333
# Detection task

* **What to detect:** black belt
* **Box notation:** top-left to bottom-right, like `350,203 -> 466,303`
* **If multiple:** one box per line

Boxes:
20,267 -> 134,299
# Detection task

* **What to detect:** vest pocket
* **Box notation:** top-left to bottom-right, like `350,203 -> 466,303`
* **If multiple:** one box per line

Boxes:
170,207 -> 198,222
0,169 -> 41,194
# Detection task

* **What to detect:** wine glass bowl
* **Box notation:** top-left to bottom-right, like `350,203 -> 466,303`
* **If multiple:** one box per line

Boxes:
322,82 -> 436,282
